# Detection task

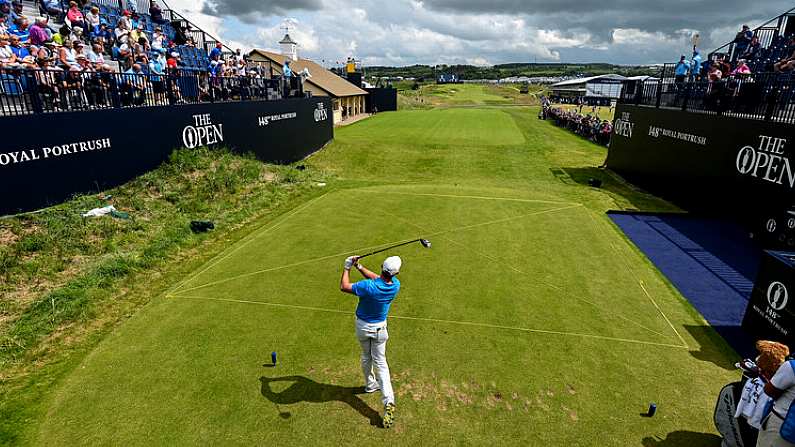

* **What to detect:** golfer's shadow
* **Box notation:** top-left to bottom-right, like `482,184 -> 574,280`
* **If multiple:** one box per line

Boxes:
259,376 -> 382,426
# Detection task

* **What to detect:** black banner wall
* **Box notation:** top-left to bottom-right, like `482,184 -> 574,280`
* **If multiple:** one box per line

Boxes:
0,97 -> 333,215
742,251 -> 795,345
365,88 -> 398,113
607,105 -> 794,225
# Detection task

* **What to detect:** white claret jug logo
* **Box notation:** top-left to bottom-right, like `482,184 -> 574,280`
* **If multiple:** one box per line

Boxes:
768,282 -> 789,311
767,219 -> 778,233
736,135 -> 795,188
314,103 -> 328,122
183,114 -> 224,149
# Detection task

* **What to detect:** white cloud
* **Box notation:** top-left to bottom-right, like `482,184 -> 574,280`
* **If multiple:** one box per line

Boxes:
162,0 -> 790,66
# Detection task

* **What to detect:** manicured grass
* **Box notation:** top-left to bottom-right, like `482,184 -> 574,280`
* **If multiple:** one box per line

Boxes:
24,106 -> 736,446
399,83 -> 543,109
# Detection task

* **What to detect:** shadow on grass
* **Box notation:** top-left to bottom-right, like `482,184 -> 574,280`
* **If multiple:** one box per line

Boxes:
684,325 -> 749,371
259,376 -> 381,426
556,167 -> 680,212
642,431 -> 722,446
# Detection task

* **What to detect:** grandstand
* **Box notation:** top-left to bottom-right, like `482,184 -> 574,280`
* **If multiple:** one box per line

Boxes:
0,0 -> 306,115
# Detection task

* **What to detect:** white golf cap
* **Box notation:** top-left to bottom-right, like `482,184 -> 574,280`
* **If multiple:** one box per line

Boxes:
382,256 -> 402,276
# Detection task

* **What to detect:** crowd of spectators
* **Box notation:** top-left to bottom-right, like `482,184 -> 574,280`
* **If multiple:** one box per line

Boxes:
0,0 -> 297,112
673,24 -> 795,83
539,97 -> 613,146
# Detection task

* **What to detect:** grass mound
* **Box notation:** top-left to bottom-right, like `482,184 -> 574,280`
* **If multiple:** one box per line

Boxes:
0,147 -> 325,444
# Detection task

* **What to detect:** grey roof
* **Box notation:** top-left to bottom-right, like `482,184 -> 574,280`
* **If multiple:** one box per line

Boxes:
551,74 -> 627,88
279,34 -> 298,45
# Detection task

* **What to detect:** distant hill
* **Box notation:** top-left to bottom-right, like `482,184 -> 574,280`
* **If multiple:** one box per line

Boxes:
364,63 -> 658,80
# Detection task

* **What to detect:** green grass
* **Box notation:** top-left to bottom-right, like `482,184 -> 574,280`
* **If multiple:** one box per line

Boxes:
6,104 -> 733,446
398,83 -> 543,109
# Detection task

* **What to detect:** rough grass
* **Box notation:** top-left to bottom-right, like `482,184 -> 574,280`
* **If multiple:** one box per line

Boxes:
0,147 -> 328,444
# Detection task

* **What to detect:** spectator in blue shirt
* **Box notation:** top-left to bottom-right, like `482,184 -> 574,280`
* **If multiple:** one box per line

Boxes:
41,0 -> 61,17
9,1 -> 22,23
8,34 -> 28,59
690,50 -> 702,80
674,55 -> 689,82
8,17 -> 30,42
209,41 -> 223,61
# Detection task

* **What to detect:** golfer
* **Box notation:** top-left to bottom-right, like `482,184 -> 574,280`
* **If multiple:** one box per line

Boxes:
340,255 -> 401,428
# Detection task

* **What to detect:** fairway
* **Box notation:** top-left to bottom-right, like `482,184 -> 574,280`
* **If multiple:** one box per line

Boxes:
33,107 -> 736,446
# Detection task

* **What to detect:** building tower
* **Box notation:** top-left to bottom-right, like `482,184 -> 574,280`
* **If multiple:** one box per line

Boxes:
279,27 -> 299,61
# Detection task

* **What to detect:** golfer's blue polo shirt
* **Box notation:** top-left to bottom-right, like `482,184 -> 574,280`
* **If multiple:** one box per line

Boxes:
351,277 -> 400,323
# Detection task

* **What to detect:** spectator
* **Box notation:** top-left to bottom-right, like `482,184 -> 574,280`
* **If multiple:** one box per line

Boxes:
0,34 -> 18,66
209,41 -> 222,60
0,14 -> 8,35
36,40 -> 57,60
731,59 -> 752,76
8,34 -> 28,59
28,16 -> 48,46
86,42 -> 104,64
172,22 -> 187,45
94,23 -> 111,42
122,62 -> 146,105
53,24 -> 70,44
716,55 -> 732,76
35,56 -> 63,108
149,0 -> 166,24
66,1 -> 86,33
166,50 -> 178,69
119,9 -> 131,30
151,26 -> 164,51
707,63 -> 722,82
9,0 -> 22,23
84,6 -> 100,36
41,0 -> 61,17
8,16 -> 30,42
114,19 -> 130,46
690,50 -> 702,80
58,38 -> 77,68
0,0 -> 10,18
129,23 -> 147,45
740,36 -> 762,60
148,50 -> 166,103
674,55 -> 689,83
733,25 -> 753,59
774,47 -> 795,72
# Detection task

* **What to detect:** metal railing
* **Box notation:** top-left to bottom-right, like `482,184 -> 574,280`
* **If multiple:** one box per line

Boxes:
0,67 -> 304,116
618,69 -> 795,123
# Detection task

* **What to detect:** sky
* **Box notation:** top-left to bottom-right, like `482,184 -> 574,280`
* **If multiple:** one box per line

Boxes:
165,0 -> 795,67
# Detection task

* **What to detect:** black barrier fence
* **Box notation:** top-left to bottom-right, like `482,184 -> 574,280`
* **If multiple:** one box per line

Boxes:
365,88 -> 397,113
0,97 -> 333,215
607,104 -> 794,245
620,70 -> 795,124
0,67 -> 304,116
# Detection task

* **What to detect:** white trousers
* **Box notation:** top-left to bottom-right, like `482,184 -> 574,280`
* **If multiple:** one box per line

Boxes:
355,318 -> 394,407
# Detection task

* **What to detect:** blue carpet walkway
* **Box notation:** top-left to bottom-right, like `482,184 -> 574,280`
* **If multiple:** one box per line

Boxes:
608,212 -> 761,356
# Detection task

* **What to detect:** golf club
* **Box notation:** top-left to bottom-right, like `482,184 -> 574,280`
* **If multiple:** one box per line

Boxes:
357,238 -> 431,260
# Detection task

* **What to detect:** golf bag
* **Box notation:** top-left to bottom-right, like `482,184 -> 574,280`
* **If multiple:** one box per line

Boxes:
714,360 -> 763,447
714,381 -> 746,447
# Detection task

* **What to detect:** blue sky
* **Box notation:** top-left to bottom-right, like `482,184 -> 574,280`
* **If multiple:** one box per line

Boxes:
166,0 -> 794,67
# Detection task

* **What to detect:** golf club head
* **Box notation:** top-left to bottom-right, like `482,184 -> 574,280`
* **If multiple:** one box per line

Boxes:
420,239 -> 431,249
